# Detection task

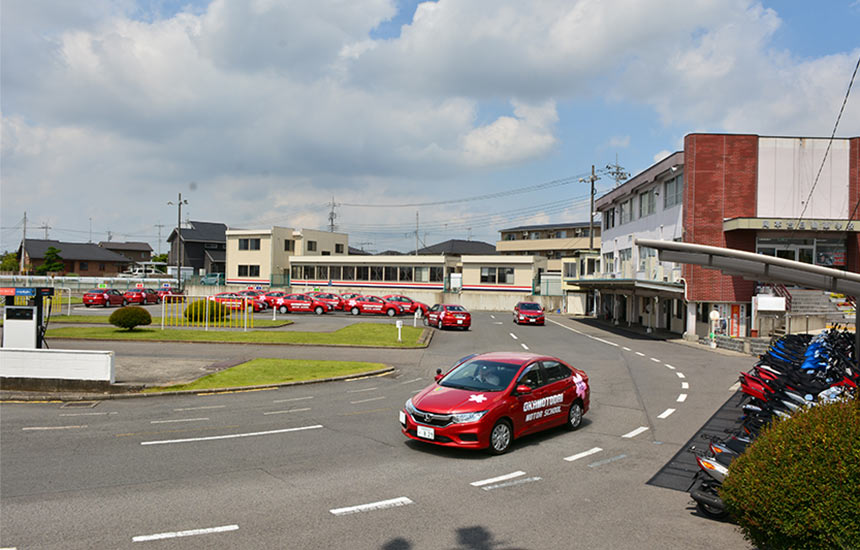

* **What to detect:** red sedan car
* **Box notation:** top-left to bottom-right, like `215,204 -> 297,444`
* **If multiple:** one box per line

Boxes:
425,304 -> 471,330
83,289 -> 127,307
262,290 -> 288,308
124,288 -> 160,305
339,293 -> 361,311
513,301 -> 545,325
400,352 -> 590,454
238,290 -> 268,310
345,295 -> 401,316
275,293 -> 328,315
210,292 -> 266,312
383,295 -> 429,317
157,287 -> 185,302
307,291 -> 343,312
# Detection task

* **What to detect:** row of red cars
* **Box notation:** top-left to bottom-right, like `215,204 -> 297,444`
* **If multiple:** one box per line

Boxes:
208,290 -> 433,317
82,287 -> 182,307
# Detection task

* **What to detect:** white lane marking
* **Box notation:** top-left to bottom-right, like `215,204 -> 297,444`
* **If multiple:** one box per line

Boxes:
588,454 -> 627,468
22,425 -> 87,431
350,396 -> 386,405
509,333 -> 518,340
480,477 -> 541,491
150,418 -> 209,424
399,378 -> 423,385
593,337 -> 619,347
635,352 -> 645,357
729,381 -> 741,391
273,396 -> 314,403
622,426 -> 649,438
493,322 -> 503,324
547,319 -> 583,334
59,412 -> 118,417
677,394 -> 688,403
173,405 -> 226,412
330,497 -> 413,516
564,447 -> 603,462
490,315 -> 496,319
133,524 -> 238,542
622,347 -> 631,351
657,408 -> 676,419
676,372 -> 686,379
141,425 -> 323,446
470,471 -> 525,487
263,408 -> 311,415
520,343 -> 529,350
650,357 -> 661,363
682,382 -> 689,389
664,364 -> 676,370
347,387 -> 378,393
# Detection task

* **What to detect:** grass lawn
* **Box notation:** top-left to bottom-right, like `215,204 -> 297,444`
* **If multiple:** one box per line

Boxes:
145,358 -> 387,392
46,322 -> 424,347
47,315 -> 290,328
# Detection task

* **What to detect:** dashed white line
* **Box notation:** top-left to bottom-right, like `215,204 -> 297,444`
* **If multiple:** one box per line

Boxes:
509,333 -> 518,340
564,447 -> 603,462
351,396 -> 386,404
664,364 -> 676,370
650,357 -> 661,363
132,524 -> 238,542
592,336 -> 618,347
480,477 -> 542,491
22,425 -> 87,431
681,382 -> 689,389
173,405 -> 226,412
635,352 -> 646,357
676,372 -> 686,379
622,346 -> 632,351
59,412 -> 118,417
622,426 -> 649,438
399,378 -> 423,385
470,471 -> 525,487
150,418 -> 209,424
347,387 -> 378,393
263,408 -> 311,415
490,315 -> 496,319
677,393 -> 688,403
657,408 -> 676,419
729,381 -> 741,391
273,396 -> 314,403
546,319 -> 582,334
330,497 -> 413,516
520,343 -> 529,350
140,425 -> 323,446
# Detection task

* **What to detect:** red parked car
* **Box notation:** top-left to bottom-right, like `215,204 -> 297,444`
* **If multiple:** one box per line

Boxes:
275,293 -> 328,315
83,289 -> 127,307
157,287 -> 185,303
400,352 -> 590,454
124,288 -> 160,305
383,295 -> 429,317
307,291 -> 344,312
238,290 -> 268,309
345,295 -> 402,316
339,293 -> 361,310
513,301 -> 545,325
210,292 -> 266,312
425,304 -> 471,330
262,290 -> 289,308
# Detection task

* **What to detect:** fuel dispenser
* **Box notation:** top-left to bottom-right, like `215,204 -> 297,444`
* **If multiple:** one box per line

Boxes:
1,287 -> 54,349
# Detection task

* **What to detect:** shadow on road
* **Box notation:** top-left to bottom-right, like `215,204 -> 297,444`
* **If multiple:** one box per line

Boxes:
382,526 -> 529,549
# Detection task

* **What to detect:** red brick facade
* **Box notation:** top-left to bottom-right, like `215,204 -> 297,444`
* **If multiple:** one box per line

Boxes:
683,134 -> 759,303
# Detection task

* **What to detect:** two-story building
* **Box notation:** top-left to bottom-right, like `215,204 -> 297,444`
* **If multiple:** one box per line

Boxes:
19,239 -> 131,276
496,222 -> 600,272
98,241 -> 152,264
167,221 -> 227,276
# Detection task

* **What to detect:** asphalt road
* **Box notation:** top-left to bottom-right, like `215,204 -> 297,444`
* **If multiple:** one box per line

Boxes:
0,312 -> 754,549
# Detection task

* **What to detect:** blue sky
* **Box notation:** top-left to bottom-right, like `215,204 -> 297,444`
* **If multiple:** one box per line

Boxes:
2,0 -> 859,255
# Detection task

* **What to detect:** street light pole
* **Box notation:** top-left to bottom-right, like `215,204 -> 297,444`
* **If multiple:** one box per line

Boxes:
580,166 -> 599,251
168,193 -> 188,291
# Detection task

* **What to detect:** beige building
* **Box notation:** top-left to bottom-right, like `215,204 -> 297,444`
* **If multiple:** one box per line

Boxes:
225,227 -> 348,286
496,222 -> 600,271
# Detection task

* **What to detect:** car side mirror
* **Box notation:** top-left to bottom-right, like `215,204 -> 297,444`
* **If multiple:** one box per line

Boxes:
435,368 -> 443,382
515,385 -> 532,395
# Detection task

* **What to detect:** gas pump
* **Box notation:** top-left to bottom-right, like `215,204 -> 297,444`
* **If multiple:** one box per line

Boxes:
1,287 -> 54,349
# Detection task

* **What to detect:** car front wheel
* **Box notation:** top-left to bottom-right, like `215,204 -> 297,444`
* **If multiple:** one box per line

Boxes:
488,420 -> 512,455
279,306 -> 288,314
351,307 -> 360,315
122,299 -> 128,306
422,316 -> 429,326
566,402 -> 583,431
386,308 -> 396,317
314,306 -> 324,315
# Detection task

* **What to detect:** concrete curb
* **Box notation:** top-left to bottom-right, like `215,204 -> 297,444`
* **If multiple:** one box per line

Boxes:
46,336 -> 430,350
1,366 -> 397,402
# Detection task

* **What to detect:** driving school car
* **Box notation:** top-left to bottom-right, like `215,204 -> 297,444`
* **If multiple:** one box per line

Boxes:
400,352 -> 589,454
513,301 -> 545,325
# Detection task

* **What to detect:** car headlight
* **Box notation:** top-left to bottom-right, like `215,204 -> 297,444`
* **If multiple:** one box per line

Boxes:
452,411 -> 487,423
519,314 -> 525,319
405,398 -> 417,414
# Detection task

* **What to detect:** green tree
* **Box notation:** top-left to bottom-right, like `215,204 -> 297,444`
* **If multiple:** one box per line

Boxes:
35,247 -> 64,275
151,253 -> 168,272
0,251 -> 19,272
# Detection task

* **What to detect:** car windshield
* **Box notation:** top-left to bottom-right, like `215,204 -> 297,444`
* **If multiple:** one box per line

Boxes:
444,305 -> 466,312
86,290 -> 104,294
520,303 -> 541,311
439,359 -> 521,392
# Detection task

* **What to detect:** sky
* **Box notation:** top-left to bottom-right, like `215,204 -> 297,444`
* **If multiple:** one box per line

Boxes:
2,0 -> 860,255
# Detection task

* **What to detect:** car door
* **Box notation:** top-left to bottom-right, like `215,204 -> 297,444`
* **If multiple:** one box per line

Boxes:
538,360 -> 575,429
427,304 -> 440,325
511,362 -> 551,436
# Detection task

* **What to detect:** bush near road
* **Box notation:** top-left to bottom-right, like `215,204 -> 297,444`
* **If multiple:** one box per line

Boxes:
108,306 -> 152,331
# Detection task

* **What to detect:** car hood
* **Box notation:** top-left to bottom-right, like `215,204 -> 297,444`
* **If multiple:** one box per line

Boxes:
412,384 -> 505,413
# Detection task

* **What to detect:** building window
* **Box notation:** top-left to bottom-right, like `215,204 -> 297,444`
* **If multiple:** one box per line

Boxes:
238,238 -> 260,250
342,266 -> 354,280
329,266 -> 341,279
498,267 -> 514,284
415,266 -> 429,282
480,267 -> 497,284
284,240 -> 294,252
505,233 -> 517,241
356,266 -> 369,280
238,265 -> 260,277
529,231 -> 541,240
664,174 -> 683,208
291,266 -> 302,280
602,252 -> 614,274
80,261 -> 88,271
321,251 -> 331,256
639,190 -> 656,217
303,265 -> 315,279
554,230 -> 567,238
370,266 -> 384,281
399,266 -> 413,281
603,208 -> 616,230
619,248 -> 632,276
638,246 -> 657,272
335,243 -> 344,254
384,266 -> 397,281
307,240 -> 317,252
430,267 -> 444,282
99,263 -> 106,270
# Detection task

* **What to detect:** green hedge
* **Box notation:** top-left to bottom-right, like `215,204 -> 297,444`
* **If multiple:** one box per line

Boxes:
108,306 -> 152,331
183,299 -> 231,322
721,397 -> 860,549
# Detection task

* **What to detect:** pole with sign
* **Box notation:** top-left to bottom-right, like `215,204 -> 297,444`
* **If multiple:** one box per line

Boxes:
396,320 -> 403,342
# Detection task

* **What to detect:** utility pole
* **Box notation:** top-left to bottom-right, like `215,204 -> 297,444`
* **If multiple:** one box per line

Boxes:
20,211 -> 27,273
415,211 -> 419,255
328,197 -> 337,232
580,166 -> 600,251
39,222 -> 51,239
154,224 -> 165,255
168,193 -> 188,290
106,230 -> 113,242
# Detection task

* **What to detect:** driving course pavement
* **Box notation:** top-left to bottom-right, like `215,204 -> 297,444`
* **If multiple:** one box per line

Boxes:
0,312 -> 753,549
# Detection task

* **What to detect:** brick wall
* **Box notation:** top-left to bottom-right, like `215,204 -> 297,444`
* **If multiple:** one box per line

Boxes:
683,134 -> 758,303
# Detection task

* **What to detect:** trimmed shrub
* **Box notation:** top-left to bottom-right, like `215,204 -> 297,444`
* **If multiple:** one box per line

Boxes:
183,299 -> 231,322
109,306 -> 152,331
721,397 -> 860,550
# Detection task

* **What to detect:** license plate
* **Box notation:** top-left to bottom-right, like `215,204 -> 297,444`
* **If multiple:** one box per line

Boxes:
457,320 -> 463,324
399,410 -> 406,425
416,425 -> 435,440
529,318 -> 535,323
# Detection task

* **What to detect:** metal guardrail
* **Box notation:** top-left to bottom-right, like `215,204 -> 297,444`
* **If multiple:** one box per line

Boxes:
160,295 -> 255,331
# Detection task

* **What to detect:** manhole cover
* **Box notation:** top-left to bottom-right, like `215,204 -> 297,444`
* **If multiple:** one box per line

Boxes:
60,401 -> 99,409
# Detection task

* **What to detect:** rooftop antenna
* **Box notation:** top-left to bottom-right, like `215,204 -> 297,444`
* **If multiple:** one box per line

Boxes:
605,153 -> 630,187
328,197 -> 337,232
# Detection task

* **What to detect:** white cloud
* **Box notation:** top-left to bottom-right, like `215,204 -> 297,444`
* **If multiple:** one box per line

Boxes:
608,136 -> 630,148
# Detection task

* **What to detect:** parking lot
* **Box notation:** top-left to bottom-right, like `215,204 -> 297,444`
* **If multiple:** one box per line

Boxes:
1,311 -> 753,549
